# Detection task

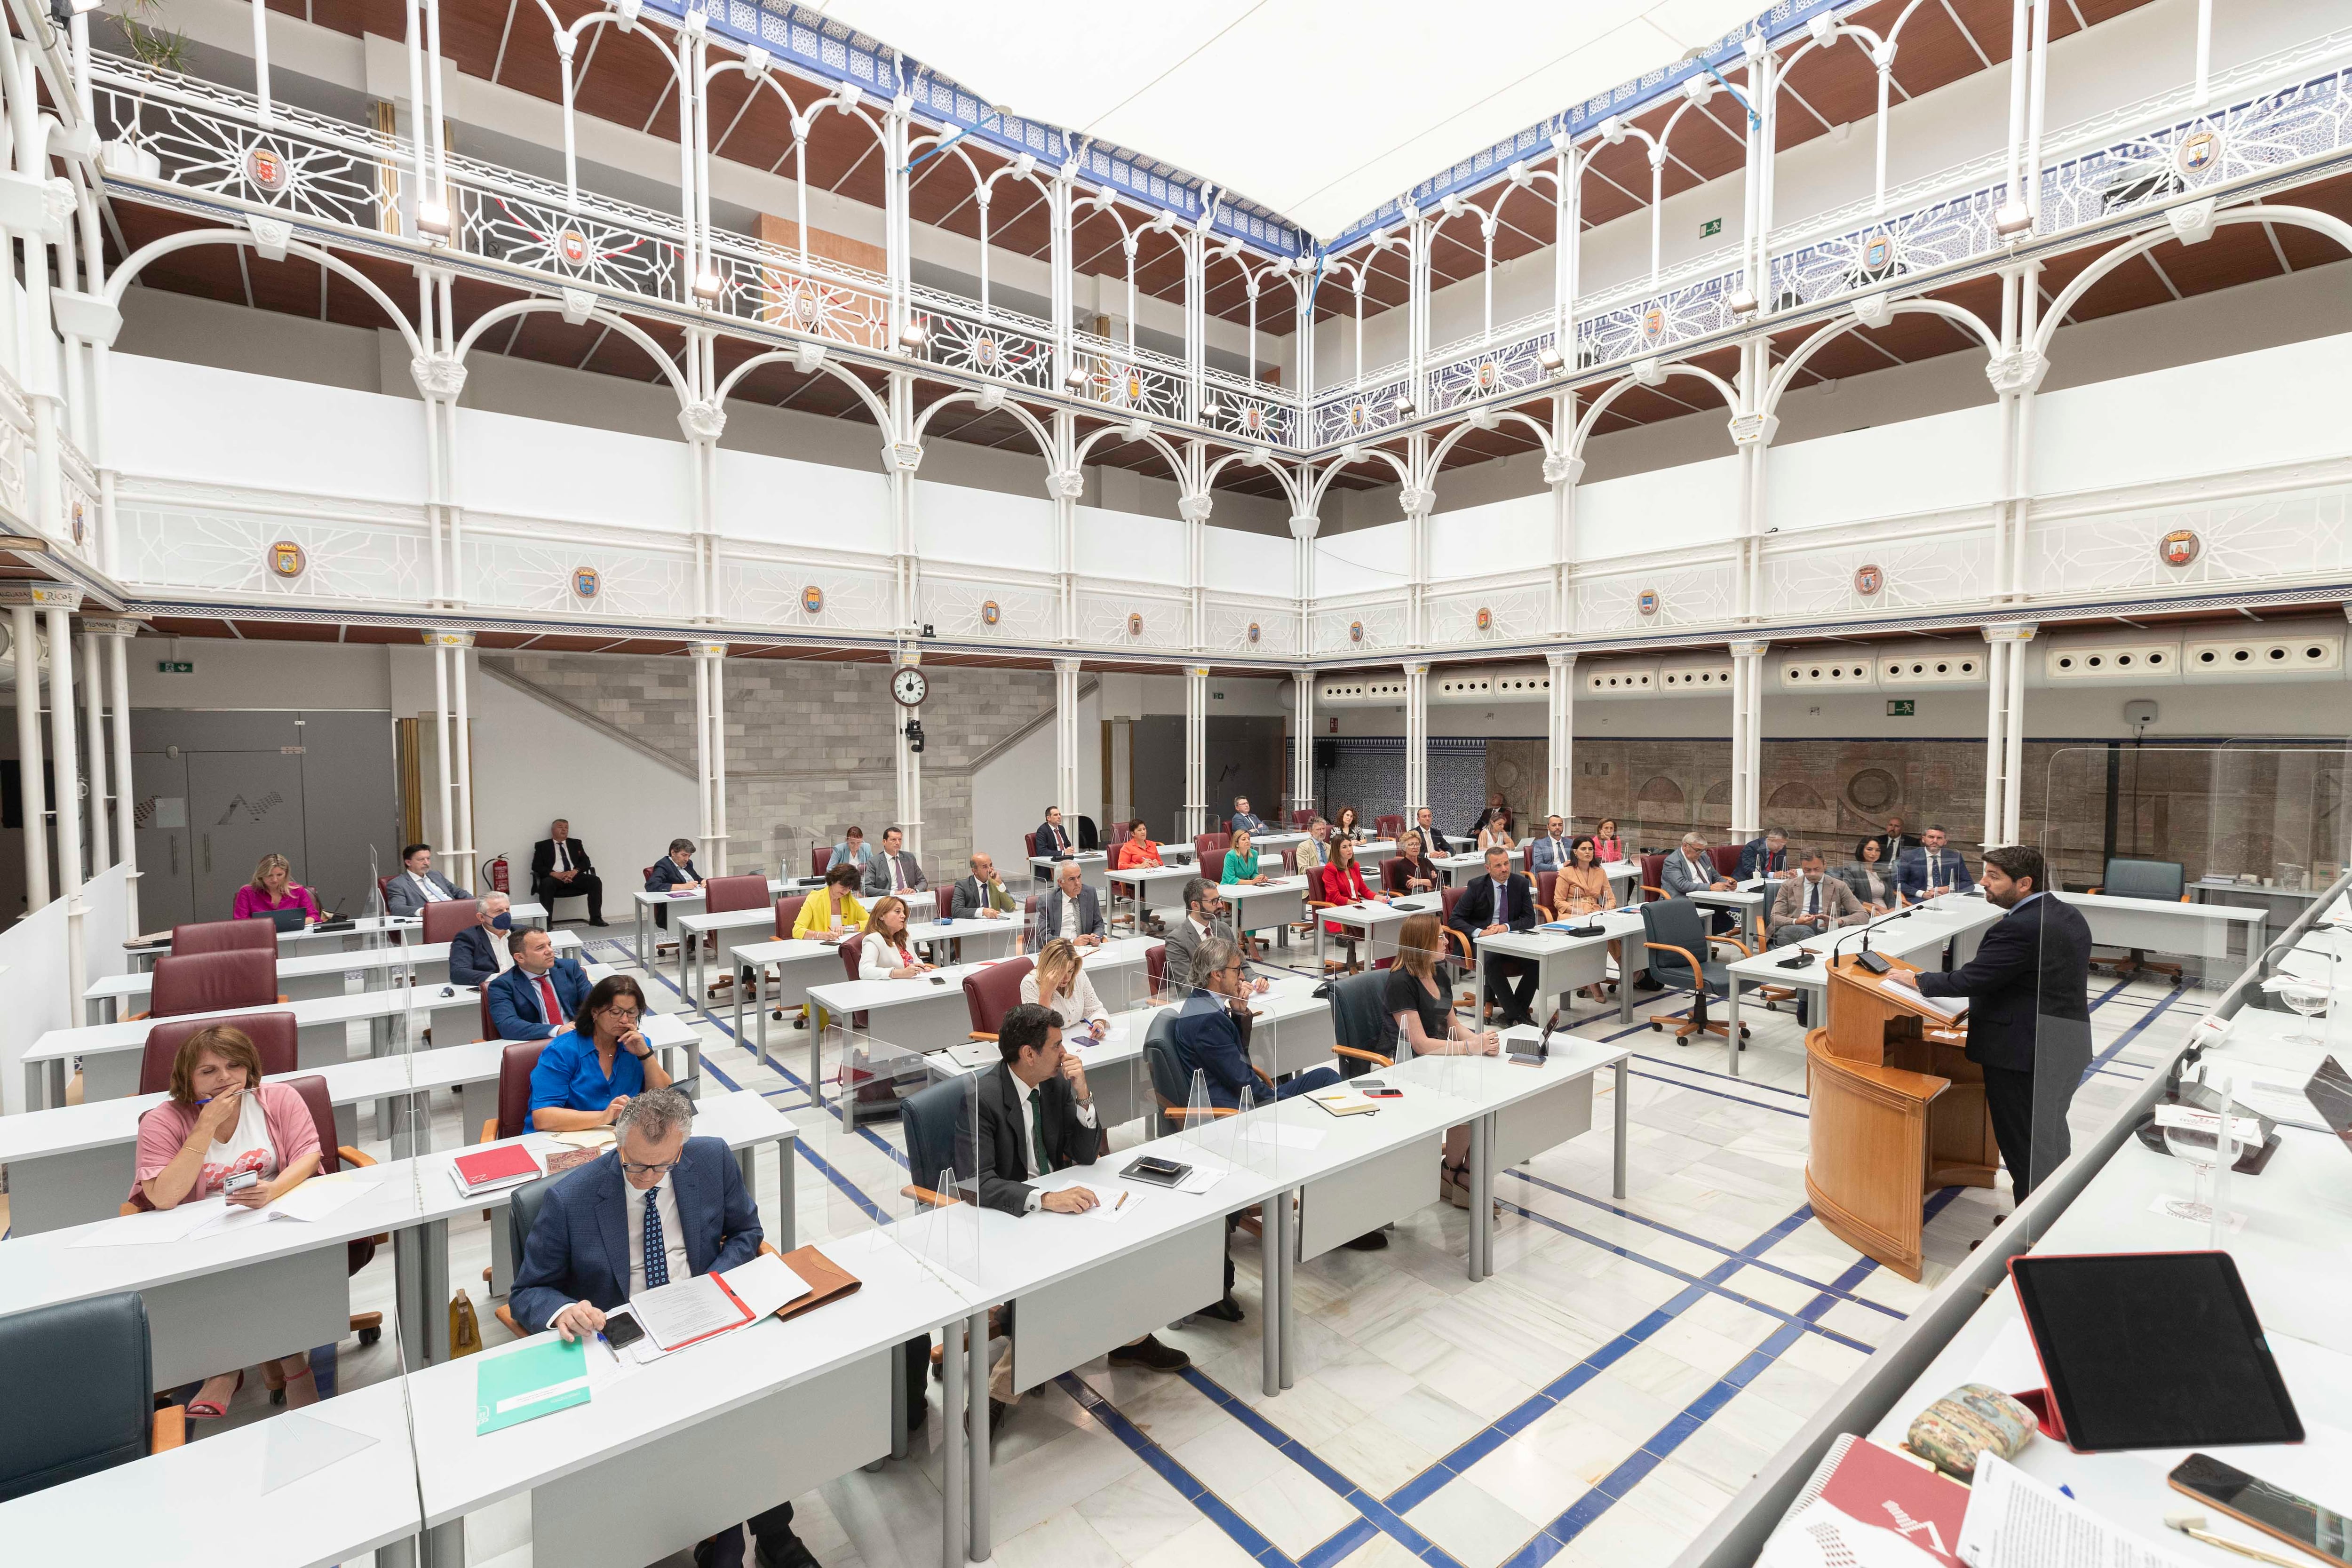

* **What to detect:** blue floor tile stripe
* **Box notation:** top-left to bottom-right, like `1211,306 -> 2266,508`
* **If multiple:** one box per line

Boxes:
1625,1068 -> 1810,1118
1057,1371 -> 1299,1567
2081,979 -> 2189,1084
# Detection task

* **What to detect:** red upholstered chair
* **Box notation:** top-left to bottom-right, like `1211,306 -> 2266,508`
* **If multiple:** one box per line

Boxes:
138,1011 -> 300,1094
478,1040 -> 549,1144
1710,844 -> 1744,880
961,957 -> 1033,1041
1145,943 -> 1167,1001
811,846 -> 832,879
1289,808 -> 1313,827
1109,821 -> 1133,846
376,876 -> 394,912
420,901 -> 477,947
1374,814 -> 1404,838
704,874 -> 769,914
479,991 -> 495,1043
774,894 -> 808,938
282,1074 -> 386,1347
1640,852 -> 1669,901
1192,831 -> 1230,871
1023,832 -> 1040,859
148,949 -> 280,1019
170,919 -> 278,955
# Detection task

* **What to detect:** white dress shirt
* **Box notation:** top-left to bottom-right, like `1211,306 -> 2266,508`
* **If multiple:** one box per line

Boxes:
552,840 -> 573,874
622,1171 -> 690,1297
1015,1073 -> 1097,1213
1059,890 -> 1084,936
410,871 -> 451,903
1021,969 -> 1109,1027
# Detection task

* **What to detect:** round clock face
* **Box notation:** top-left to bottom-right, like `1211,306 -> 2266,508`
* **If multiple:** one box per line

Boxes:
892,668 -> 929,707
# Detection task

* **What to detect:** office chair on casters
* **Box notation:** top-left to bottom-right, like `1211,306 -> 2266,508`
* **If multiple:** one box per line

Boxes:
0,1292 -> 183,1503
2089,857 -> 2189,979
1640,897 -> 1750,1047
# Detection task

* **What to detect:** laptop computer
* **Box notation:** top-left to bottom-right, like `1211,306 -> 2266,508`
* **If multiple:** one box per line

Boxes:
258,907 -> 309,934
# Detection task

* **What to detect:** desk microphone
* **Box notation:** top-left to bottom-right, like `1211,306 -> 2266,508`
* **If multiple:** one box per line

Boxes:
1829,905 -> 1909,975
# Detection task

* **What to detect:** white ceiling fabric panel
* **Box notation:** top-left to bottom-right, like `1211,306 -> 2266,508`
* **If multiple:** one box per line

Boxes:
808,0 -> 1764,240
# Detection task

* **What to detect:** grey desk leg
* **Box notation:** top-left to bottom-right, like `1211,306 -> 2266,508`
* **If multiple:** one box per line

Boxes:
25,1061 -> 44,1112
1613,1060 -> 1629,1200
738,1142 -> 757,1194
940,1316 -> 965,1568
810,1014 -> 825,1107
685,1036 -> 703,1101
756,969 -> 771,1066
733,962 -> 747,1055
967,1306 -> 991,1565
1278,1195 -> 1295,1391
379,1520 -> 463,1568
777,1136 -> 796,1251
1261,1196 -> 1282,1397
884,1344 -> 908,1466
1468,1116 -> 1490,1282
1619,960 -> 1636,1025
1726,978 -> 1742,1079
678,931 -> 693,1010
395,1218 -> 453,1366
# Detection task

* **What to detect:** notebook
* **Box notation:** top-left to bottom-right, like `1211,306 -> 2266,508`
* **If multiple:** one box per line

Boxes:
450,1143 -> 542,1199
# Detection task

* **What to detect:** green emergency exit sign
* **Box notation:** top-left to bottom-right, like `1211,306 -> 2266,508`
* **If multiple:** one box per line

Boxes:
1886,699 -> 1915,716
157,660 -> 194,673
1700,217 -> 1723,238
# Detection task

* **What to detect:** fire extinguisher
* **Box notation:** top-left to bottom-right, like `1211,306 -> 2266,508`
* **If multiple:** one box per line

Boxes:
486,854 -> 510,894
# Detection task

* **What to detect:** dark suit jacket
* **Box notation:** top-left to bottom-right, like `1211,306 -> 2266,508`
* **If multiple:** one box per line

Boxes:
486,957 -> 593,1041
1736,837 -> 1789,880
1916,894 -> 2093,1074
449,924 -> 503,987
951,875 -> 1018,919
1895,847 -> 1977,901
1861,833 -> 1915,865
645,857 -> 702,893
958,1063 -> 1098,1216
509,1137 -> 763,1334
1414,824 -> 1455,855
863,850 -> 929,897
385,869 -> 469,918
531,838 -> 596,898
1037,883 -> 1104,942
1448,872 -> 1538,948
1171,987 -> 1262,1110
1033,821 -> 1074,860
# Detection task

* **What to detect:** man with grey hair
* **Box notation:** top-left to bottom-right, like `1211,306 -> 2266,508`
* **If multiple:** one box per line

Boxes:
448,892 -> 513,987
1172,935 -> 1336,1108
510,1087 -> 820,1567
1663,830 -> 1739,934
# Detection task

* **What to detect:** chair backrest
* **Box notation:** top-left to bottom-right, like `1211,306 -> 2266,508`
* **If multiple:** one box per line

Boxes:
170,918 -> 278,956
1290,808 -> 1313,827
704,873 -> 770,915
1328,969 -> 1399,1060
279,1074 -> 343,1174
901,1075 -> 968,1193
1145,942 -> 1167,1000
1023,831 -> 1040,859
148,948 -> 278,1019
1379,855 -> 1410,894
0,1291 -> 158,1501
774,893 -> 808,939
1710,844 -> 1743,878
1641,898 -> 1708,989
2102,857 -> 2185,901
1141,1006 -> 1189,1113
421,900 -> 477,947
1278,846 -> 1298,877
1439,883 -> 1465,926
506,1171 -> 561,1294
811,845 -> 832,878
1639,852 -> 1668,901
1193,831 -> 1231,870
479,989 -> 495,1043
376,876 -> 394,912
1374,814 -> 1404,838
961,957 -> 1033,1037
839,937 -> 863,983
138,1011 -> 299,1095
1109,820 -> 1133,846
493,1039 -> 549,1142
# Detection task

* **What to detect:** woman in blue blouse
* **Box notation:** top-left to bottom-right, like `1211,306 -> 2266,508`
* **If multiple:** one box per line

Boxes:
1220,828 -> 1273,960
526,974 -> 671,1131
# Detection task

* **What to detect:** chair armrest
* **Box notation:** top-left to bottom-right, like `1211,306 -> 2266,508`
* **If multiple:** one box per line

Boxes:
1306,900 -> 1339,912
151,1404 -> 186,1453
117,1200 -> 139,1217
2088,884 -> 2102,894
1444,929 -> 1472,963
967,1030 -> 997,1042
1644,940 -> 1703,975
479,1117 -> 500,1145
493,1303 -> 521,1337
339,1146 -> 376,1169
1165,1105 -> 1238,1122
758,1241 -> 780,1258
900,1183 -> 963,1207
1708,933 -> 1753,958
1333,1046 -> 1393,1068
1640,885 -> 1665,900
1534,904 -> 1554,922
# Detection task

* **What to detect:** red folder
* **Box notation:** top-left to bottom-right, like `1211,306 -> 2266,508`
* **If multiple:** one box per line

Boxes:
1811,1436 -> 1969,1568
452,1143 -> 542,1196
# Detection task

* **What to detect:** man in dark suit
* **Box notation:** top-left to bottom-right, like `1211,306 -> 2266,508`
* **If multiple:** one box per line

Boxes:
449,894 -> 514,987
1033,805 -> 1074,862
1228,796 -> 1265,834
1891,844 -> 2092,1204
1861,815 -> 1914,867
1736,828 -> 1793,882
385,843 -> 469,917
1037,859 -> 1105,948
1412,806 -> 1454,856
862,826 -> 928,898
1448,845 -> 1542,1025
1173,936 -> 1336,1106
486,927 -> 594,1040
510,1090 -> 818,1568
1895,825 -> 1977,903
532,818 -> 605,926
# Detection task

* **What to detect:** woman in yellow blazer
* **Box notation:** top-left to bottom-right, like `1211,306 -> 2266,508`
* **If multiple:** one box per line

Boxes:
793,863 -> 869,942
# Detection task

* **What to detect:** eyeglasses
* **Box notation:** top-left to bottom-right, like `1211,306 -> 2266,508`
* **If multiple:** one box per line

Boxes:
620,1157 -> 680,1178
599,1005 -> 643,1023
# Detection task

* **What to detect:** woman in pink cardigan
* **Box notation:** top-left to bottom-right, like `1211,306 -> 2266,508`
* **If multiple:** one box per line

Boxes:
132,1024 -> 323,1417
231,852 -> 320,923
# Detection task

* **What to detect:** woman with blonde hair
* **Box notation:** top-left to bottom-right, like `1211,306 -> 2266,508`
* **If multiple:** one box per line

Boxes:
131,1024 -> 324,1417
1385,912 -> 1500,1207
1387,829 -> 1440,895
858,895 -> 935,980
232,852 -> 319,923
1021,936 -> 1109,1039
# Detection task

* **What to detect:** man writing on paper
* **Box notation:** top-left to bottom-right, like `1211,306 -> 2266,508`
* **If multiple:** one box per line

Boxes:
509,1090 -> 823,1568
958,1003 -> 1190,1424
1889,845 -> 2091,1206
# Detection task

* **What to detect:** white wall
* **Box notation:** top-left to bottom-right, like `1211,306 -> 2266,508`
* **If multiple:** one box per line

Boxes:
969,686 -> 1102,881
128,640 -> 394,710
111,353 -> 426,502
1314,522 -> 1410,596
1430,494 -> 1550,577
0,864 -> 130,1115
1576,454 -> 1741,561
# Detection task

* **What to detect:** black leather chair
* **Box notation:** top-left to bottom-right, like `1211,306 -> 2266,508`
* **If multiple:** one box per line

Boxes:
2091,857 -> 2189,979
1641,897 -> 1750,1047
0,1292 -> 184,1502
493,1172 -> 561,1337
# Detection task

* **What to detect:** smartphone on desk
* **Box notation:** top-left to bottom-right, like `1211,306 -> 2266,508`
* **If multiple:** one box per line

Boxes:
1356,1079 -> 1403,1099
2170,1454 -> 2352,1567
601,1309 -> 646,1353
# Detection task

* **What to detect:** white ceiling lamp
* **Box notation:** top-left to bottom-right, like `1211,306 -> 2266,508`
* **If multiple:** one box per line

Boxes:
1728,287 -> 1759,315
692,269 -> 724,302
1063,363 -> 1090,390
1536,344 -> 1565,372
415,199 -> 453,239
1200,398 -> 1226,421
1392,394 -> 1416,417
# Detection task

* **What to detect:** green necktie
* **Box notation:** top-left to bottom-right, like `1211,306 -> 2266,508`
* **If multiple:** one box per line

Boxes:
1027,1087 -> 1052,1176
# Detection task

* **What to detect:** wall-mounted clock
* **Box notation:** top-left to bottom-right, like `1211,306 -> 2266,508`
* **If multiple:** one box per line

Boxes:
891,667 -> 929,708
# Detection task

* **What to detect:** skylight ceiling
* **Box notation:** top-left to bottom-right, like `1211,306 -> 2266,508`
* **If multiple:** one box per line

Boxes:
809,0 -> 1768,241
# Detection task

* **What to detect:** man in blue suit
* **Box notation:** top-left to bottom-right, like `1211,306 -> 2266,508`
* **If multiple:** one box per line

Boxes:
1447,844 -> 1542,1025
1172,935 -> 1339,1108
1896,825 -> 1977,902
485,927 -> 593,1041
1736,828 -> 1792,882
448,894 -> 513,987
510,1090 -> 817,1568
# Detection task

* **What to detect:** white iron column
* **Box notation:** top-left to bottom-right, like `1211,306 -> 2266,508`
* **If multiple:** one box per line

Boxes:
79,629 -> 108,868
95,619 -> 139,931
4,592 -> 48,907
425,630 -> 474,869
1291,670 -> 1314,820
696,642 -> 730,874
1981,624 -> 2036,848
1054,658 -> 1083,829
894,648 -> 924,862
1179,488 -> 1212,649
1729,640 -> 1770,843
1050,413 -> 1081,642
691,645 -> 715,871
886,373 -> 920,632
1291,507 -> 1318,655
43,588 -> 85,1011
2001,624 -> 2034,843
1545,652 -> 1576,826
1403,661 -> 1430,823
1183,665 -> 1209,839
1546,397 -> 1581,637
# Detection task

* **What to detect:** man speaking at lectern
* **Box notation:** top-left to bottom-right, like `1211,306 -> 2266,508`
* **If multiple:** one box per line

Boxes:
1889,845 -> 2091,1204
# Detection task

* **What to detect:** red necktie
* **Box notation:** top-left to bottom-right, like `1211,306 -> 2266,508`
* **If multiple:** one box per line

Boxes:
537,975 -> 563,1027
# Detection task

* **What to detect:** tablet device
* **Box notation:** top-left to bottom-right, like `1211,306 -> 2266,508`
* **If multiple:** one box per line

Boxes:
2304,1055 -> 2352,1153
2009,1250 -> 2302,1452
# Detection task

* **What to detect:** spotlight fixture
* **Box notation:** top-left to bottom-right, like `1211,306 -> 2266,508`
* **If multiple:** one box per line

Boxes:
415,199 -> 453,239
1063,364 -> 1091,390
905,717 -> 925,754
1728,287 -> 1759,315
692,270 -> 724,302
897,318 -> 929,350
1536,345 -> 1565,372
1392,394 -> 1416,417
1994,201 -> 2034,238
1200,399 -> 1225,421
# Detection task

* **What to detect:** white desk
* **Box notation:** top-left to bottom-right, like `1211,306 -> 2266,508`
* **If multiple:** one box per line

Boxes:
122,907 -> 552,974
1107,861 -> 1200,923
907,915 -> 1022,968
0,1090 -> 795,1384
2061,889 -> 2268,965
1690,880 -> 1771,947
631,879 -> 787,967
1434,848 -> 1524,886
1029,851 -> 1108,893
731,935 -> 859,1066
2193,876 -> 2326,923
1312,893 -> 1445,970
1475,911 -> 1651,1028
1222,875 -> 1309,943
84,930 -> 587,1025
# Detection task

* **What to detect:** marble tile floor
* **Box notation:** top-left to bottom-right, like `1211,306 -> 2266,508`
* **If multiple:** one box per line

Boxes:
158,925 -> 2209,1568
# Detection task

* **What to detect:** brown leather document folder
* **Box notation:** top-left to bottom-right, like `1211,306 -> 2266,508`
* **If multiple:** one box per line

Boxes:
772,1245 -> 862,1322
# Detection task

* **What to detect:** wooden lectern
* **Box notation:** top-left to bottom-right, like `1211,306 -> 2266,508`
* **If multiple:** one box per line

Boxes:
1804,955 -> 1999,1280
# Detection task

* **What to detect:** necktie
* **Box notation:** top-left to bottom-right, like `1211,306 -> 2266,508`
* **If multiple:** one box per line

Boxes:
1929,852 -> 1941,884
1026,1087 -> 1051,1178
556,842 -> 570,873
536,974 -> 562,1027
641,1188 -> 670,1289
1805,881 -> 1818,917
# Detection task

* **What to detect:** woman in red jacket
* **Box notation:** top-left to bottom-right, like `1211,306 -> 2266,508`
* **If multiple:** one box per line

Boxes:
1317,838 -> 1387,970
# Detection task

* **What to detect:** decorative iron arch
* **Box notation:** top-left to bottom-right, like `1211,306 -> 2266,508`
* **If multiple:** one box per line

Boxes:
106,229 -> 424,361
452,297 -> 693,407
2034,205 -> 2352,358
1764,299 -> 2000,413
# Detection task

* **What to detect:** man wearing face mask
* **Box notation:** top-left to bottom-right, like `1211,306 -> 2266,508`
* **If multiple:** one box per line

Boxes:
485,925 -> 595,1041
449,894 -> 516,987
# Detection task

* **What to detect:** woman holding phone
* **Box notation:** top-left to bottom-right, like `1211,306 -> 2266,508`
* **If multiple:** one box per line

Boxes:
1023,937 -> 1109,1037
131,1024 -> 324,1417
859,895 -> 937,980
527,974 -> 671,1132
1384,914 -> 1500,1208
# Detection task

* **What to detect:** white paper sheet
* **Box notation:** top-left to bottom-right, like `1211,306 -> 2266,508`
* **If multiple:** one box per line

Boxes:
1262,1123 -> 1327,1150
1078,1187 -> 1143,1224
1956,1454 -> 2193,1568
629,1273 -> 751,1351
66,1200 -> 221,1248
1172,1166 -> 1226,1195
1884,978 -> 1965,1021
717,1251 -> 812,1319
266,1177 -> 374,1223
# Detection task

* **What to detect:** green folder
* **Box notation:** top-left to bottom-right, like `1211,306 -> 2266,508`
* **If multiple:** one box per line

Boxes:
475,1336 -> 591,1435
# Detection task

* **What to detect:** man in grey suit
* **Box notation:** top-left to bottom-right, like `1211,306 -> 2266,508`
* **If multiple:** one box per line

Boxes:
950,851 -> 1019,922
385,842 -> 469,916
1037,859 -> 1104,948
862,826 -> 928,898
1161,876 -> 1268,997
1662,832 -> 1737,934
1766,851 -> 1866,949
